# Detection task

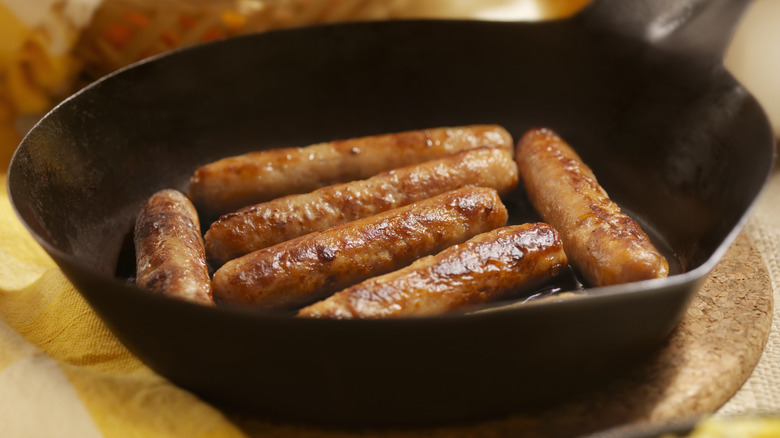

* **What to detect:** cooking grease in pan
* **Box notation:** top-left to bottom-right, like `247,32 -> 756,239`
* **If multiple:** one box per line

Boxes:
113,125 -> 678,314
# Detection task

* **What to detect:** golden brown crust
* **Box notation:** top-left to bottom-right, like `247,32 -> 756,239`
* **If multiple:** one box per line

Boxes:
515,127 -> 669,286
134,189 -> 214,306
211,187 -> 508,311
188,125 -> 513,217
204,147 -> 518,265
298,223 -> 569,319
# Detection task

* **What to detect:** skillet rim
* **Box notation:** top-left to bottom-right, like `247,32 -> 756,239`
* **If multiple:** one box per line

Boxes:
5,16 -> 777,324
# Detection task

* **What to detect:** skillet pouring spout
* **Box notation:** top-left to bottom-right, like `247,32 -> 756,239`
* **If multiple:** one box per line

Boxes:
7,0 -> 775,426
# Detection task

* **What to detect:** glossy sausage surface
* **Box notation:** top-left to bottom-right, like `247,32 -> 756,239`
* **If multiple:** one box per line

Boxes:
189,125 -> 513,217
134,189 -> 214,306
205,147 -> 518,265
298,223 -> 568,319
515,128 -> 669,286
212,187 -> 508,310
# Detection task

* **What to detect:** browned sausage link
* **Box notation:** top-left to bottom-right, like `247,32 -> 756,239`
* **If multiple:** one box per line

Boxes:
515,128 -> 669,286
134,189 -> 214,306
189,124 -> 513,217
212,187 -> 508,310
205,147 -> 519,265
298,223 -> 569,319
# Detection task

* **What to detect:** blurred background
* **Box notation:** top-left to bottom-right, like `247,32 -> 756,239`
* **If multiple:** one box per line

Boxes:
0,0 -> 777,166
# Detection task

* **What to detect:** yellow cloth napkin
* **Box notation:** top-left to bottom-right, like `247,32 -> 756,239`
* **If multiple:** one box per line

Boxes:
0,123 -> 246,437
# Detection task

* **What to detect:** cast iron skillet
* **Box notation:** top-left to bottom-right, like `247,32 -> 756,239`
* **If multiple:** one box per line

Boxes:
7,0 -> 775,427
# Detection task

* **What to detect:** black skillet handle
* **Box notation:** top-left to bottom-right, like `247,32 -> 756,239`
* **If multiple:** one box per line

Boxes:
577,0 -> 755,61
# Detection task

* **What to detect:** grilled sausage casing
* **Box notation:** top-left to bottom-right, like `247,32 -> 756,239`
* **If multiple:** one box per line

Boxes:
189,124 -> 513,216
134,189 -> 214,306
212,187 -> 508,310
515,128 -> 669,286
298,223 -> 568,319
205,147 -> 519,265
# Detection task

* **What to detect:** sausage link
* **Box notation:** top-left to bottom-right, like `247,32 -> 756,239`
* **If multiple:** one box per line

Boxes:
205,147 -> 518,265
212,187 -> 508,310
134,189 -> 214,306
515,128 -> 669,286
298,223 -> 568,319
189,125 -> 512,217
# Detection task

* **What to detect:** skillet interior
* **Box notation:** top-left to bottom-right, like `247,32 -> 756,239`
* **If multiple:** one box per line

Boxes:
7,0 -> 775,426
